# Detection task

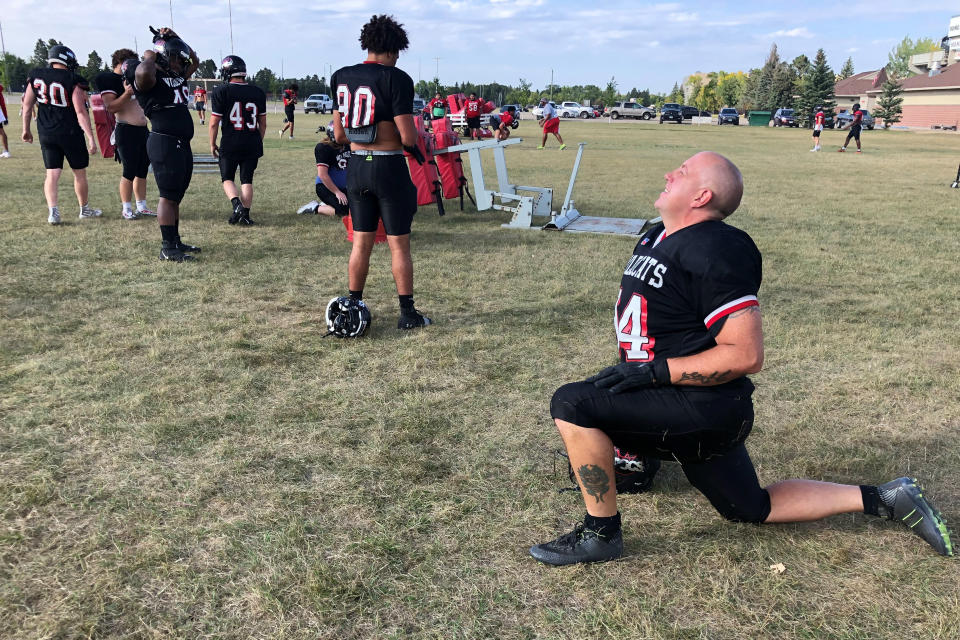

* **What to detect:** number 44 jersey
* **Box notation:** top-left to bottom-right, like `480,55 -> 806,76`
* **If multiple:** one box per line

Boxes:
615,220 -> 761,379
210,82 -> 266,158
26,67 -> 89,137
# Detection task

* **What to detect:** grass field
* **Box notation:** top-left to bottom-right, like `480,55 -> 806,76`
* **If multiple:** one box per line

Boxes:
2,110 -> 959,639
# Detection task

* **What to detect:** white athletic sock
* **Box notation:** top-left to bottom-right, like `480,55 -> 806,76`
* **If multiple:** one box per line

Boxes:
136,199 -> 147,211
123,201 -> 133,213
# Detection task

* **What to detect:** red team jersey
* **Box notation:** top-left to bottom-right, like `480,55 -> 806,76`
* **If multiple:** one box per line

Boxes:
500,111 -> 514,128
0,83 -> 7,122
464,98 -> 482,117
814,111 -> 824,129
194,87 -> 206,102
283,89 -> 297,107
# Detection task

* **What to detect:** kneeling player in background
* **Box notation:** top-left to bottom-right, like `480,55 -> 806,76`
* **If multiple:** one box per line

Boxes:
495,106 -> 516,141
126,27 -> 201,261
209,55 -> 266,226
95,49 -> 155,219
298,122 -> 350,218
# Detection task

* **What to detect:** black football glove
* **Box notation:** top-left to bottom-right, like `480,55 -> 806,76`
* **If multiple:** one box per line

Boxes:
404,144 -> 425,165
587,360 -> 670,394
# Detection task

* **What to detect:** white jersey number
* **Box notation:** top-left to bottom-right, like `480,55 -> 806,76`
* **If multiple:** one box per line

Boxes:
228,101 -> 258,130
33,79 -> 69,107
336,84 -> 376,128
615,289 -> 654,362
171,85 -> 190,104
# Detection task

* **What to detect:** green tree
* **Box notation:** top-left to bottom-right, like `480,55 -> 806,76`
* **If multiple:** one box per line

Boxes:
668,82 -> 683,103
195,59 -> 217,80
1,52 -> 31,90
84,51 -> 104,80
601,76 -> 618,105
887,36 -> 941,77
873,74 -> 904,128
31,39 -> 49,68
838,56 -> 855,79
797,48 -> 836,127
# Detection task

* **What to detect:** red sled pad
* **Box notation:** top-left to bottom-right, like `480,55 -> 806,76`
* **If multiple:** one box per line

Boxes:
430,118 -> 474,209
405,116 -> 445,215
446,93 -> 465,114
481,100 -> 496,114
90,93 -> 116,158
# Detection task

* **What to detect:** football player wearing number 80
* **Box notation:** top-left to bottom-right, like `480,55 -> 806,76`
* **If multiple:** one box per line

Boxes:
22,44 -> 102,225
531,151 -> 954,566
124,27 -> 201,262
330,14 -> 432,330
209,55 -> 267,226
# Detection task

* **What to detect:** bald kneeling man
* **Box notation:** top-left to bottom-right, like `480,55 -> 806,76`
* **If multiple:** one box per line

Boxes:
530,151 -> 954,566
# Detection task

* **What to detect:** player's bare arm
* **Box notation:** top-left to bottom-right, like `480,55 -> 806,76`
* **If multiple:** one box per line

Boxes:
136,52 -> 158,92
667,306 -> 764,386
208,113 -> 221,157
73,84 -> 98,155
394,114 -> 418,148
257,114 -> 266,140
21,83 -> 37,143
331,110 -> 348,146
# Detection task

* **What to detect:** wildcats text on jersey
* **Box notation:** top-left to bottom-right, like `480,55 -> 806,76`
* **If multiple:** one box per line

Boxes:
622,255 -> 666,288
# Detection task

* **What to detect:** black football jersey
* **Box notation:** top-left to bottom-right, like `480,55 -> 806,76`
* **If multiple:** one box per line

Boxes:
94,71 -> 125,97
314,142 -> 350,189
615,220 -> 761,375
210,82 -> 267,157
123,61 -> 193,140
26,67 -> 89,137
331,62 -> 414,129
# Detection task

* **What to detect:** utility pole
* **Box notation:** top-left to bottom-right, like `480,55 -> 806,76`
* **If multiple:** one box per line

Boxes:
550,68 -> 554,101
169,0 -> 174,26
0,21 -> 8,88
228,0 -> 234,53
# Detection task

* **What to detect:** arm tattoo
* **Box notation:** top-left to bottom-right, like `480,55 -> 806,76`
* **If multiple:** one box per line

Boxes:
577,464 -> 610,504
678,370 -> 734,385
727,306 -> 760,319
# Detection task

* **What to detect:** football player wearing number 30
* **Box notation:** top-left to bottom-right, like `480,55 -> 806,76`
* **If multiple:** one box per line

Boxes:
531,151 -> 954,566
22,44 -> 102,225
209,55 -> 267,226
331,14 -> 432,331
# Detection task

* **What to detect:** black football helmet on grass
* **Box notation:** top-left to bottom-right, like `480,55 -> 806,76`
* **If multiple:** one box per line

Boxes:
325,297 -> 371,338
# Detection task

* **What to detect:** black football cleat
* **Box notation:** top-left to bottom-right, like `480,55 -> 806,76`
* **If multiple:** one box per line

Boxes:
398,308 -> 432,330
159,246 -> 195,262
238,210 -> 255,226
878,477 -> 953,557
529,523 -> 623,566
174,239 -> 201,253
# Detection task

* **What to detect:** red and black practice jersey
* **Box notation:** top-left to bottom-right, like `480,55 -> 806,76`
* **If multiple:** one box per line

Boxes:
331,62 -> 414,129
283,89 -> 297,107
210,82 -> 267,157
615,220 -> 761,382
123,62 -> 193,140
464,98 -> 482,117
26,67 -> 89,137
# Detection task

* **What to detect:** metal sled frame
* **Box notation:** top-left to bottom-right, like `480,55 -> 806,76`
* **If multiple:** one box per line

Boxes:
437,138 -> 657,236
193,154 -> 220,174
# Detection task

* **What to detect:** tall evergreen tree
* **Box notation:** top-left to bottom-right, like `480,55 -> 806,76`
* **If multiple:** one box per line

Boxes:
839,57 -> 855,79
84,51 -> 104,80
31,39 -> 48,68
873,74 -> 904,128
668,81 -> 683,103
799,49 -> 836,127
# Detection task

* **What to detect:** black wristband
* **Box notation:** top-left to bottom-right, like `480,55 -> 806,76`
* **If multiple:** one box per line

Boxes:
651,359 -> 671,385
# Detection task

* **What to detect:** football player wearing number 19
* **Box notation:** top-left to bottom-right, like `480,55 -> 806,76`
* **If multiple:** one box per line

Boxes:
209,55 -> 267,226
331,14 -> 431,330
21,44 -> 102,225
125,28 -> 201,262
531,151 -> 953,566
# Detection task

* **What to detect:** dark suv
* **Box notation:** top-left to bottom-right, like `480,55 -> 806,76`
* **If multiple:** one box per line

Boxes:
660,103 -> 683,124
718,108 -> 740,125
773,108 -> 798,127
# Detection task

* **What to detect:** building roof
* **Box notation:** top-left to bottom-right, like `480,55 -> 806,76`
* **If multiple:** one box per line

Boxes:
896,62 -> 960,91
834,69 -> 887,97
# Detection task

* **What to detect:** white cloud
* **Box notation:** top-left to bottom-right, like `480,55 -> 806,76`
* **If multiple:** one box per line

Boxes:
765,27 -> 813,38
667,12 -> 698,23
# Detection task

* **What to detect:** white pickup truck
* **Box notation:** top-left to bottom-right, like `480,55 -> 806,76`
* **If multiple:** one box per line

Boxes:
303,94 -> 333,114
557,101 -> 594,119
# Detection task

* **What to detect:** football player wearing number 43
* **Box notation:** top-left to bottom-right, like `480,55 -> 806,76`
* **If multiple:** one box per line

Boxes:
531,151 -> 954,566
209,55 -> 267,226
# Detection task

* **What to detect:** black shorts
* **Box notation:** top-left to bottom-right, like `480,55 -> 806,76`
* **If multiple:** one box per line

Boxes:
195,102 -> 205,112
146,132 -> 193,203
218,153 -> 259,184
115,123 -> 150,180
848,124 -> 861,139
284,105 -> 295,122
316,182 -> 349,217
346,154 -> 417,235
40,133 -> 89,170
466,116 -> 481,129
551,380 -> 770,523
812,128 -> 822,137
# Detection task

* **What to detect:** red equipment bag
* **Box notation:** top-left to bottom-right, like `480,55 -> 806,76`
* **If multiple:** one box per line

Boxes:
446,93 -> 465,115
343,214 -> 387,244
430,117 -> 474,210
405,116 -> 445,216
481,100 -> 495,114
90,93 -> 116,158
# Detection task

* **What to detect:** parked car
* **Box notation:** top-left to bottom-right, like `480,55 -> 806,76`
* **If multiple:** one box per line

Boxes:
557,101 -> 594,118
773,108 -> 798,127
681,106 -> 708,119
303,94 -> 333,114
660,103 -> 683,124
413,97 -> 426,114
531,101 -> 556,119
835,108 -> 875,130
606,101 -> 656,120
717,107 -> 740,125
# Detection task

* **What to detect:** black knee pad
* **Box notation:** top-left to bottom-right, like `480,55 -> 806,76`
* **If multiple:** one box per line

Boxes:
712,488 -> 771,524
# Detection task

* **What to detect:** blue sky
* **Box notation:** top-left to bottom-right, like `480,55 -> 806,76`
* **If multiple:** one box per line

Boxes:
2,1 -> 952,93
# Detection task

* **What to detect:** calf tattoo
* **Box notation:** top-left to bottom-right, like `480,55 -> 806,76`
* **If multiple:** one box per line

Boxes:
577,464 -> 610,503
